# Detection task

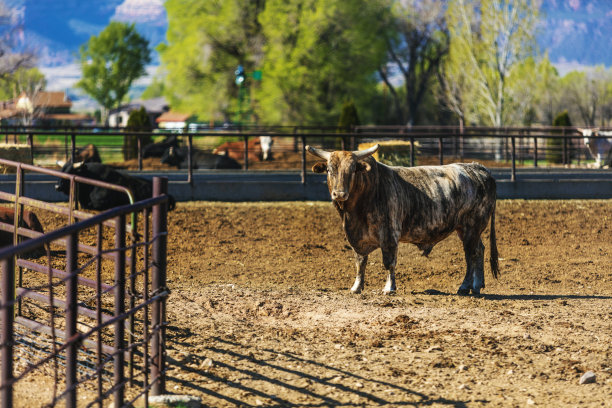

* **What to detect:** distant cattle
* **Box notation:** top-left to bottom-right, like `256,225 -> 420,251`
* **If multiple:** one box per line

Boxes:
0,207 -> 46,256
161,146 -> 242,170
143,135 -> 180,158
307,144 -> 499,296
55,162 -> 175,211
576,128 -> 612,168
212,136 -> 273,162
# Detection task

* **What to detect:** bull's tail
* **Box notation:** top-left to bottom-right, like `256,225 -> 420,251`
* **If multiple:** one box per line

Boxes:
489,201 -> 499,279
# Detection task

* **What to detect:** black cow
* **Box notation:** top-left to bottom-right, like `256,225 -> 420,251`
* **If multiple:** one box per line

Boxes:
55,162 -> 175,211
161,146 -> 242,169
307,144 -> 499,296
143,135 -> 180,158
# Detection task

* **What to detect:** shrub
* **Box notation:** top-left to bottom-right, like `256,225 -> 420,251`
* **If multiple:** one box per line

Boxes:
549,110 -> 571,164
124,107 -> 153,160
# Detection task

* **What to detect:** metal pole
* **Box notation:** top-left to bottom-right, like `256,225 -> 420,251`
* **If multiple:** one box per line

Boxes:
410,135 -> 415,167
114,215 -> 126,406
562,128 -> 567,165
65,232 -> 79,408
70,133 -> 76,163
511,136 -> 516,182
243,135 -> 249,171
301,135 -> 307,185
533,135 -> 538,168
438,137 -> 443,165
1,257 -> 15,408
137,134 -> 143,171
27,133 -> 33,164
151,177 -> 168,395
187,134 -> 193,185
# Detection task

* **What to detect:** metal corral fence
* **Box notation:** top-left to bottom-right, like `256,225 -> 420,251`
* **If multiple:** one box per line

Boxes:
0,159 -> 170,407
0,124 -> 608,182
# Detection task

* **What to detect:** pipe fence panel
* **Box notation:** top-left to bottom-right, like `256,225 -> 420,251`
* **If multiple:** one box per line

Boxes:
0,159 -> 169,408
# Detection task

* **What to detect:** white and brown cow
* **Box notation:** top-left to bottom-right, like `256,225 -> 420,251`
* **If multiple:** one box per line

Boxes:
307,144 -> 499,295
576,128 -> 612,168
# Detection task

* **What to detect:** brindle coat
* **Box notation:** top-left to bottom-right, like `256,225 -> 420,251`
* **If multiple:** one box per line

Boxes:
307,144 -> 499,295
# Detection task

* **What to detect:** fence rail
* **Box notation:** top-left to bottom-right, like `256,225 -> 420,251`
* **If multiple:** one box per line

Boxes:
0,125 -> 609,185
0,159 -> 170,407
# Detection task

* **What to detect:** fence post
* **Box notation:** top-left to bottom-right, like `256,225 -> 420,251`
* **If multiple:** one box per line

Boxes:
65,232 -> 79,408
70,133 -> 76,163
511,135 -> 516,182
410,135 -> 415,167
301,135 -> 307,185
533,133 -> 538,168
187,134 -> 193,185
438,137 -> 443,165
113,215 -> 126,406
137,134 -> 143,171
27,133 -> 33,164
1,257 -> 15,408
243,135 -> 249,171
151,177 -> 168,396
562,128 -> 567,165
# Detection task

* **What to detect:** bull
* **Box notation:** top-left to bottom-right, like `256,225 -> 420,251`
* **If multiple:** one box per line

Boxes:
143,135 -> 180,158
161,146 -> 241,169
56,143 -> 102,168
212,136 -> 273,162
0,207 -> 46,256
576,128 -> 612,168
55,162 -> 175,211
307,144 -> 499,295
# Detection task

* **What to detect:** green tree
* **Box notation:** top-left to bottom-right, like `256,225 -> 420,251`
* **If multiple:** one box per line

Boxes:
160,0 -> 265,123
76,22 -> 151,121
445,0 -> 539,126
124,107 -> 153,160
549,110 -> 571,164
256,0 -> 390,125
0,67 -> 47,125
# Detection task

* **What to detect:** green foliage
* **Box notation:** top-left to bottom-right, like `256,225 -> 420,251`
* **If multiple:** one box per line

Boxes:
256,0 -> 390,125
124,107 -> 153,160
552,110 -> 572,127
0,68 -> 46,100
76,22 -> 151,116
160,0 -> 265,123
548,110 -> 572,163
337,100 -> 360,130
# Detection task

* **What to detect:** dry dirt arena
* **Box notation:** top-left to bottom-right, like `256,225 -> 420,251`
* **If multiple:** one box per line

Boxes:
154,199 -> 611,407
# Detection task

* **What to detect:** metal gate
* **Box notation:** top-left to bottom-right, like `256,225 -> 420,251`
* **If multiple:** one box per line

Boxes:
0,159 -> 169,407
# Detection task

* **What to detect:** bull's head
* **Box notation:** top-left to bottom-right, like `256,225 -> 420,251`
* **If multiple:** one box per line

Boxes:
307,144 -> 379,202
54,161 -> 85,194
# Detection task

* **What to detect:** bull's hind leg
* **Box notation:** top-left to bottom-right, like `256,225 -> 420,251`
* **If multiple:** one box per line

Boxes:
459,236 -> 485,296
381,245 -> 398,294
350,252 -> 368,294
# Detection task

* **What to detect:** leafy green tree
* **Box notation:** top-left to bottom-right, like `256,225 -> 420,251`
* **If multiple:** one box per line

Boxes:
159,0 -> 265,123
256,0 -> 390,125
76,22 -> 151,121
0,67 -> 47,125
445,0 -> 539,126
338,100 -> 360,130
549,110 -> 571,164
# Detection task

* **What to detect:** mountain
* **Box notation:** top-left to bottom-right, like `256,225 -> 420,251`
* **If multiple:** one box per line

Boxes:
5,0 -> 612,111
539,0 -> 612,73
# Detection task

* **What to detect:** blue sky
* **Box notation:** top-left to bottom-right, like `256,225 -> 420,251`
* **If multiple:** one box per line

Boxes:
6,0 -> 612,111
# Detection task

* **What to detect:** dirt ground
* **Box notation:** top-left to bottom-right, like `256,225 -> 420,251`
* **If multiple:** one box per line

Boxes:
155,200 -> 611,407
9,199 -> 612,407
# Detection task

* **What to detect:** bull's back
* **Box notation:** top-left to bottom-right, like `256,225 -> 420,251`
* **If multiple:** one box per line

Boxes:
388,163 -> 495,242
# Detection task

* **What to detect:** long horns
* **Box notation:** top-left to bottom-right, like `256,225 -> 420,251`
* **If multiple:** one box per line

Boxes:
306,144 -> 380,160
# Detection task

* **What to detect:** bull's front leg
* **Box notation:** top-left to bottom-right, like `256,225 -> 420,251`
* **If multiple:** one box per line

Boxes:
381,245 -> 398,294
350,252 -> 368,294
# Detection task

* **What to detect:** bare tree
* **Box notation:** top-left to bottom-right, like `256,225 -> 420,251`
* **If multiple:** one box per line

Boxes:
0,1 -> 34,78
14,68 -> 46,126
445,0 -> 539,126
379,0 -> 449,125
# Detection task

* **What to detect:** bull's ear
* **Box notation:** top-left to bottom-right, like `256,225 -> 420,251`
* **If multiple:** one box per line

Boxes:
356,161 -> 371,172
312,162 -> 327,173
